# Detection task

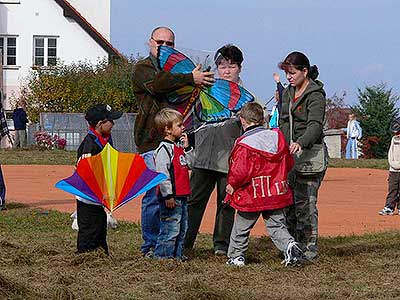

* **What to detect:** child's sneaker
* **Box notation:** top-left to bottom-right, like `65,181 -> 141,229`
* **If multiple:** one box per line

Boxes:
226,256 -> 245,266
282,241 -> 309,266
379,207 -> 394,216
143,248 -> 154,259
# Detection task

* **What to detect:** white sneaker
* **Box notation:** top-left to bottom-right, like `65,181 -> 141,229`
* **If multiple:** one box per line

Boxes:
379,207 -> 394,216
282,241 -> 308,266
226,256 -> 245,266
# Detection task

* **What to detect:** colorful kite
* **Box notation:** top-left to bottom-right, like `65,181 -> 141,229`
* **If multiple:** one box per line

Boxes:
55,144 -> 167,212
157,45 -> 254,129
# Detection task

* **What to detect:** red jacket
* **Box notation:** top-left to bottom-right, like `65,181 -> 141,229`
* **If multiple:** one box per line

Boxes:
225,126 -> 294,212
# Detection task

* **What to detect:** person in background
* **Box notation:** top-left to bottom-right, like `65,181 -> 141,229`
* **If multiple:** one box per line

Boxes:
379,117 -> 400,216
12,101 -> 28,148
345,113 -> 362,159
0,165 -> 6,211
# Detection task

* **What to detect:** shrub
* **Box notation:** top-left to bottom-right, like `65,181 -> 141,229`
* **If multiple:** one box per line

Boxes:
34,131 -> 66,150
15,57 -> 137,122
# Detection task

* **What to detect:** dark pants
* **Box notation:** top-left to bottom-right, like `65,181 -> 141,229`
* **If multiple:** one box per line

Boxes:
0,165 -> 5,208
287,170 -> 325,259
77,200 -> 108,254
185,168 -> 235,252
384,172 -> 400,209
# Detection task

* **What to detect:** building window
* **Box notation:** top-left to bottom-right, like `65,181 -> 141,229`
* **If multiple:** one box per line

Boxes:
33,36 -> 58,67
0,36 -> 17,66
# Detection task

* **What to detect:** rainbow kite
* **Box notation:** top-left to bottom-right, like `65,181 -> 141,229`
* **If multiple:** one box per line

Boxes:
157,45 -> 254,129
55,144 -> 167,212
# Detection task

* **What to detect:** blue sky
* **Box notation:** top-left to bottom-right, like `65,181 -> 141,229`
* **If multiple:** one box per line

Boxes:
111,0 -> 400,108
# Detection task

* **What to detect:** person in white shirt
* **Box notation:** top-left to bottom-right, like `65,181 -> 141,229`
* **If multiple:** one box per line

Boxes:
379,118 -> 400,215
345,113 -> 362,159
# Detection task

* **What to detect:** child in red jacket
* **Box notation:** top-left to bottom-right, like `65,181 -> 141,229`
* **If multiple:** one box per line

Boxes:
225,102 -> 307,266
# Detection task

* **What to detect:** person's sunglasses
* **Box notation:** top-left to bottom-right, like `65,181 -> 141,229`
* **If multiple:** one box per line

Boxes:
151,37 -> 174,47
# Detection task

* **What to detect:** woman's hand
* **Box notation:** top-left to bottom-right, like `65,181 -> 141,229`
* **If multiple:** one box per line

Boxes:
289,142 -> 302,154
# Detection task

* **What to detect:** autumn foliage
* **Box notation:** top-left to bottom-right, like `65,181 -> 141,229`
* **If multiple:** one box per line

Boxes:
16,58 -> 137,122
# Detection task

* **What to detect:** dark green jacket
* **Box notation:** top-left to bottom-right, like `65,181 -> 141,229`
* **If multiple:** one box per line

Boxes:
132,55 -> 194,153
279,80 -> 326,148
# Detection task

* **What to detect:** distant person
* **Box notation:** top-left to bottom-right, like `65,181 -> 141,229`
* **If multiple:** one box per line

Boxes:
225,102 -> 307,266
273,72 -> 284,113
75,104 -> 122,254
345,113 -> 362,159
131,26 -> 214,257
379,118 -> 400,216
185,44 -> 245,256
153,108 -> 194,259
269,73 -> 285,128
278,51 -> 327,261
12,101 -> 28,148
0,165 -> 6,211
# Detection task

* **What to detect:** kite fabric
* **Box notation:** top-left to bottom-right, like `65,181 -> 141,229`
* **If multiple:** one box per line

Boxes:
55,144 -> 167,212
157,45 -> 254,129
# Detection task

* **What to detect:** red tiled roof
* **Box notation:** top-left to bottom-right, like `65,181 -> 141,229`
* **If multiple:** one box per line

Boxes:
54,0 -> 123,59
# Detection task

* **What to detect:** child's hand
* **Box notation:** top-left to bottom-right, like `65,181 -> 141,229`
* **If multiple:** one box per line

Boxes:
180,133 -> 189,148
226,184 -> 234,195
165,197 -> 176,208
273,73 -> 280,83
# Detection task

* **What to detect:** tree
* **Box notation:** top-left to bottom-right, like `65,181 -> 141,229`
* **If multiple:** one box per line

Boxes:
14,58 -> 137,122
326,91 -> 351,129
352,83 -> 399,158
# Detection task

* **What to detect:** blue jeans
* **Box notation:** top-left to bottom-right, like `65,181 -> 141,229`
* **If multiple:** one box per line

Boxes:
346,138 -> 358,159
140,150 -> 160,254
154,197 -> 188,259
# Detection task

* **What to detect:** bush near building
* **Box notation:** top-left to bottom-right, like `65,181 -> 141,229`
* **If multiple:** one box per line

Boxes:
15,58 -> 137,123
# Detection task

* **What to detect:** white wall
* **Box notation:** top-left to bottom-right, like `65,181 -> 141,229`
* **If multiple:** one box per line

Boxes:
67,0 -> 110,41
324,129 -> 344,159
0,0 -> 110,110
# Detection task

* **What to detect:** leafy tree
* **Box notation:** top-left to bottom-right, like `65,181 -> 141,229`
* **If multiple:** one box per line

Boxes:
14,58 -> 137,122
326,91 -> 350,129
352,83 -> 399,158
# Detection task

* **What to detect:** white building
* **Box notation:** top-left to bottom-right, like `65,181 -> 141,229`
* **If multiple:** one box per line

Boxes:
0,0 -> 121,111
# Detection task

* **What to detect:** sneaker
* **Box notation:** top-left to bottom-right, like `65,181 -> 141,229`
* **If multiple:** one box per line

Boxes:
379,207 -> 394,216
143,248 -> 154,259
214,249 -> 227,256
177,255 -> 189,262
226,256 -> 245,266
282,241 -> 309,266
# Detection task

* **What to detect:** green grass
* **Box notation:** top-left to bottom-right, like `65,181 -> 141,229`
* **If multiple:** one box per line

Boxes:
0,203 -> 398,300
0,148 -> 390,169
328,158 -> 388,170
0,148 -> 76,165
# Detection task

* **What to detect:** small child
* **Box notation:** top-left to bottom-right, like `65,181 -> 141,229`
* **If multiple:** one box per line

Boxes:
153,108 -> 193,259
379,118 -> 400,216
76,104 -> 122,254
225,102 -> 307,266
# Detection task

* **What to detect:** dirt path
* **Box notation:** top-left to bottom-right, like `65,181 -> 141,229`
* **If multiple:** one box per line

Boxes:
3,165 -> 399,237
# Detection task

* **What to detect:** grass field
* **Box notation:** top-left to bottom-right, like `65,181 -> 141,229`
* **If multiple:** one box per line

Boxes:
0,148 -> 389,169
0,203 -> 399,300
